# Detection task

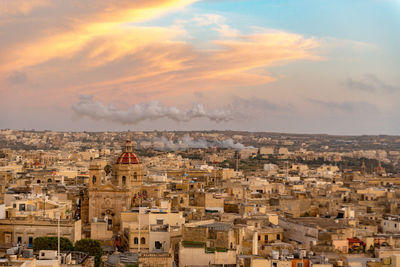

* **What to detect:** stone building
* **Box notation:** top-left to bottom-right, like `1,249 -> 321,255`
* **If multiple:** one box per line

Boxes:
0,216 -> 81,250
121,203 -> 184,253
87,140 -> 145,235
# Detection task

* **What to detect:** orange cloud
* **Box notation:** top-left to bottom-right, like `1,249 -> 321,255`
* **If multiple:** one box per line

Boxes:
0,0 -> 196,72
0,0 -> 50,15
0,0 -> 319,108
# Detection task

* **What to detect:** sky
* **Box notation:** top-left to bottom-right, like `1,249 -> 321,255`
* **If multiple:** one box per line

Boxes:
0,0 -> 399,135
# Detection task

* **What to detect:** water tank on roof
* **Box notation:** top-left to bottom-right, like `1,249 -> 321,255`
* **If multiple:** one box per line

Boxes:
6,247 -> 18,255
9,255 -> 17,261
299,249 -> 306,259
22,249 -> 33,258
272,250 -> 279,260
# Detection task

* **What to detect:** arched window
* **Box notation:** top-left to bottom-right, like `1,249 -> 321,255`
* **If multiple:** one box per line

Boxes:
141,237 -> 145,244
134,237 -> 138,244
92,175 -> 96,184
47,178 -> 52,183
133,172 -> 137,180
122,176 -> 126,186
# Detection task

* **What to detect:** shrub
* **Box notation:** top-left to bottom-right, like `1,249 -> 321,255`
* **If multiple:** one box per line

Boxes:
75,239 -> 103,267
33,237 -> 73,251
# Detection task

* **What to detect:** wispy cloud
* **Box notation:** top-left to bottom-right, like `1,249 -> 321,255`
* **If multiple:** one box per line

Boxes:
0,0 -> 318,129
6,71 -> 28,85
345,74 -> 398,93
0,0 -> 197,72
0,0 -> 50,15
1,26 -> 319,105
191,13 -> 239,38
308,98 -> 378,113
231,96 -> 277,111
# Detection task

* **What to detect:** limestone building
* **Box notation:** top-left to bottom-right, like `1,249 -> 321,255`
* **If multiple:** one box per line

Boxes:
88,140 -> 145,235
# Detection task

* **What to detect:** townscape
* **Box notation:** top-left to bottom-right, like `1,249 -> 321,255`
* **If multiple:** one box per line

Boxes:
1,130 -> 400,267
1,0 -> 399,266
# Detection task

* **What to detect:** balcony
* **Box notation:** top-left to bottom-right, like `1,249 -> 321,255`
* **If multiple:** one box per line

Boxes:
150,224 -> 169,232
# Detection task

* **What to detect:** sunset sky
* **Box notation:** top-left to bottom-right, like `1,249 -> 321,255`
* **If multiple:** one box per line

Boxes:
1,0 -> 399,134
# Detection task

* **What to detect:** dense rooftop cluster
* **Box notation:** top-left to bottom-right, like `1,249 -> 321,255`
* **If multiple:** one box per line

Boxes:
1,130 -> 400,267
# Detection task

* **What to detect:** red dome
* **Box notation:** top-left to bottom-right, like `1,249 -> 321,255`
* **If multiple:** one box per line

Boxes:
116,140 -> 140,164
116,152 -> 140,164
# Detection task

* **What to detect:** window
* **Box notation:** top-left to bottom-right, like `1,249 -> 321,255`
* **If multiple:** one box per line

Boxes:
5,235 -> 10,244
17,236 -> 22,244
37,180 -> 41,184
92,175 -> 96,185
141,237 -> 145,244
265,235 -> 269,242
134,237 -> 138,244
277,234 -> 280,240
41,252 -> 45,257
156,219 -> 163,225
258,235 -> 260,241
19,204 -> 26,211
28,237 -> 33,247
395,224 -> 398,228
13,204 -> 16,208
134,172 -> 137,180
122,176 -> 126,186
47,178 -> 52,183
155,241 -> 162,250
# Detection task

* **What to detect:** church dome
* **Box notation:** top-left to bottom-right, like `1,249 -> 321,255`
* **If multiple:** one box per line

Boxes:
115,140 -> 140,164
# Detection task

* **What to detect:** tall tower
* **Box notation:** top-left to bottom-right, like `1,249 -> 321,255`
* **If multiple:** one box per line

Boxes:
361,160 -> 366,175
87,140 -> 145,234
376,160 -> 385,176
89,162 -> 103,188
113,140 -> 144,188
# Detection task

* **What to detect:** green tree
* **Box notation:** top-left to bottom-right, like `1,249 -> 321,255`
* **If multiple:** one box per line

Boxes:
33,237 -> 74,251
75,239 -> 103,267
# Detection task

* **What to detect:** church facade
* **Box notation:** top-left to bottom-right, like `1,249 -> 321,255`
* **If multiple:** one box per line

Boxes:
87,140 -> 144,234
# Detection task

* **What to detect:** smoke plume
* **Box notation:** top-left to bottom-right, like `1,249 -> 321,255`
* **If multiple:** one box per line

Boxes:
150,135 -> 251,151
72,95 -> 234,124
